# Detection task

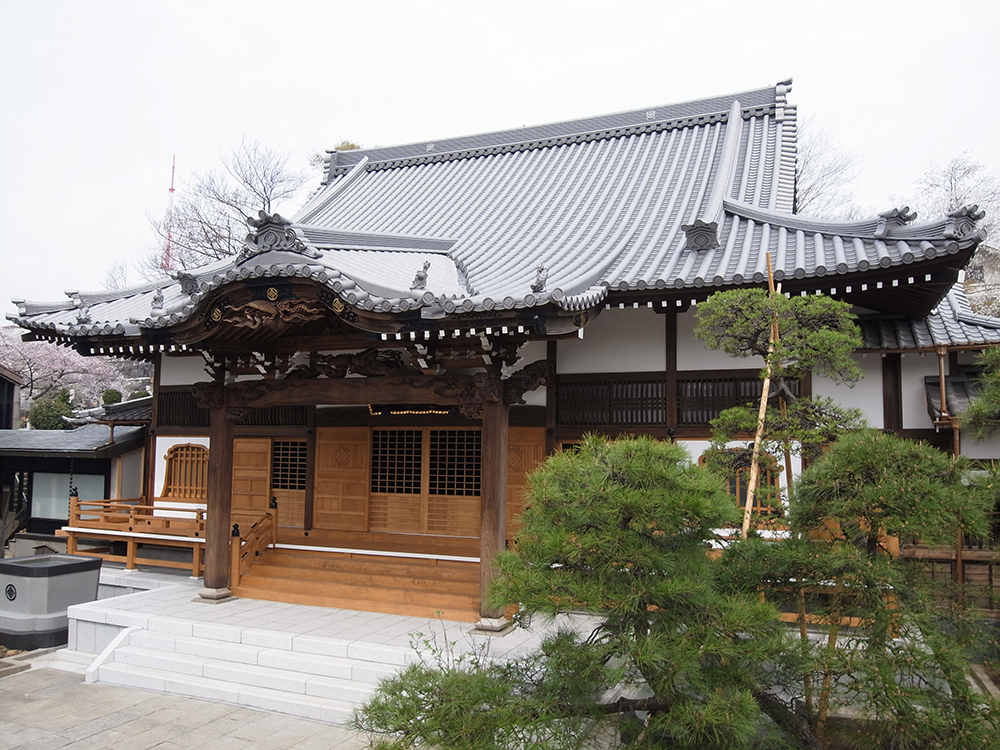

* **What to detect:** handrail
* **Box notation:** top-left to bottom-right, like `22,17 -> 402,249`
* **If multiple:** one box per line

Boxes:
69,497 -> 207,535
230,504 -> 279,588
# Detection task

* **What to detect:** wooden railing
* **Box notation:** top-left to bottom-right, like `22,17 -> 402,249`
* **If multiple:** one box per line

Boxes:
230,504 -> 279,588
64,497 -> 207,576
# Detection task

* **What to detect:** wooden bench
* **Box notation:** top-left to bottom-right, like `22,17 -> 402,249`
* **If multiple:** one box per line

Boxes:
62,443 -> 212,577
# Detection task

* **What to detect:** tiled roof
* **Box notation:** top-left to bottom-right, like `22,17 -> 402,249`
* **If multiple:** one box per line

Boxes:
7,80 -> 989,345
858,284 -> 1000,351
0,423 -> 144,457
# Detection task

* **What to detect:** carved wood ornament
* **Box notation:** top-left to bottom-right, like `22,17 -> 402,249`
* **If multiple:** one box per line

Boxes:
197,358 -> 550,410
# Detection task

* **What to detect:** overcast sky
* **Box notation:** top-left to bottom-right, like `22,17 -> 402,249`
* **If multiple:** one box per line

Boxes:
2,0 -> 998,318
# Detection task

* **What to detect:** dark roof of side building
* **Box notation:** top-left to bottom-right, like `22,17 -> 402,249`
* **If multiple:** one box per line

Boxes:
0,363 -> 23,385
0,423 -> 144,458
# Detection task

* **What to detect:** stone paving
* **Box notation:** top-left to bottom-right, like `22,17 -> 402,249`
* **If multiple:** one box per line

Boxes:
0,666 -> 368,750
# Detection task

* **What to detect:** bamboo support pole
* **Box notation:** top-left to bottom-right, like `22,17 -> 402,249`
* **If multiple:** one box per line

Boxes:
741,253 -> 779,539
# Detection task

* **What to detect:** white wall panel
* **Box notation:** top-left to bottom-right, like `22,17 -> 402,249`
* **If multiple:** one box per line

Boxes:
812,354 -> 883,429
159,355 -> 209,386
676,308 -> 752,371
900,353 -> 939,430
962,435 -> 1000,460
557,308 -> 665,374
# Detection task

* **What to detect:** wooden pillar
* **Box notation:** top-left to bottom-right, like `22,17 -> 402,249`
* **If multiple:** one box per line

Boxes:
478,397 -> 509,629
881,353 -> 902,432
201,398 -> 235,599
665,311 -> 677,436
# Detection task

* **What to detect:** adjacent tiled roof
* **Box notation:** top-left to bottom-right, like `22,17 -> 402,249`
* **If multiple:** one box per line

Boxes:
0,423 -> 144,457
74,396 -> 153,423
925,375 -> 979,421
858,284 -> 1000,350
7,80 -> 988,345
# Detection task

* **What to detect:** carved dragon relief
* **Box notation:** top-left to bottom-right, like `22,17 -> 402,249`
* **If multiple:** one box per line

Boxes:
220,297 -> 329,332
191,381 -> 225,410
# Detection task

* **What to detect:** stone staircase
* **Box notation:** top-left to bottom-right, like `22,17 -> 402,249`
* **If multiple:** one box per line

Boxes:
86,620 -> 413,723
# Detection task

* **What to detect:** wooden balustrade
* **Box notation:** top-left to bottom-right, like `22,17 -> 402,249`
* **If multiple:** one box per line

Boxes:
230,506 -> 279,588
64,496 -> 207,576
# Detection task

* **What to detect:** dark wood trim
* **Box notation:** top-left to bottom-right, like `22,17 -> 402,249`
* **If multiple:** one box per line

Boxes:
892,428 -> 952,452
479,399 -> 509,620
674,367 -> 767,379
882,353 -> 903,431
224,373 -> 505,409
665,312 -> 677,433
558,370 -> 667,383
304,408 -> 316,532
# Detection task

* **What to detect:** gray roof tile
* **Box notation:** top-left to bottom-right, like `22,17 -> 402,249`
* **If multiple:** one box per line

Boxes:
0,423 -> 144,455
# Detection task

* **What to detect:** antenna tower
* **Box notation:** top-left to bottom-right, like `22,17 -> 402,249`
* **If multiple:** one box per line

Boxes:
161,155 -> 176,271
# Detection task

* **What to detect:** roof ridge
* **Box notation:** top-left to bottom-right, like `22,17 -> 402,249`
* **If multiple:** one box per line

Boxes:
323,86 -> 779,181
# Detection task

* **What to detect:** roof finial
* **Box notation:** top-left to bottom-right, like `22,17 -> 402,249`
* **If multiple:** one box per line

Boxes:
944,205 -> 986,240
411,261 -> 431,290
875,206 -> 917,239
531,262 -> 548,293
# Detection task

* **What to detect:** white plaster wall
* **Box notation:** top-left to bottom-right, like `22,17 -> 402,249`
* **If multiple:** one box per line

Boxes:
557,307 -> 665,374
115,448 -> 144,498
159,355 -> 209,386
900,353 -> 939,431
676,307 -> 756,371
678,439 -> 713,464
811,354 -> 884,429
962,434 -> 1000,460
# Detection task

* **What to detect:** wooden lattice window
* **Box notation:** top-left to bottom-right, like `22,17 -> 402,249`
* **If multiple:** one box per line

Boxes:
701,449 -> 782,515
557,374 -> 665,426
271,440 -> 307,491
429,430 -> 482,496
371,429 -> 423,494
677,373 -> 800,426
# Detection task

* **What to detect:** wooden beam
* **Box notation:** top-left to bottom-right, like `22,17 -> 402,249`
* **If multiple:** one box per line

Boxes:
478,398 -> 509,628
201,398 -> 235,599
224,372 -> 505,409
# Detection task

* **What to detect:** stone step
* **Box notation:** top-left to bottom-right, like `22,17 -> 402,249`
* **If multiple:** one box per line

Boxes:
124,629 -> 406,681
97,661 -> 357,723
128,622 -> 413,670
113,644 -> 376,703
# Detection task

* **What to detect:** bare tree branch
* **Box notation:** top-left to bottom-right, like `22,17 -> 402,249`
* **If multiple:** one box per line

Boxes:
146,140 -> 316,275
794,120 -> 860,218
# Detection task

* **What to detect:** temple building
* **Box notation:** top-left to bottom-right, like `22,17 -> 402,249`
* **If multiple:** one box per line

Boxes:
8,80 -> 998,627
